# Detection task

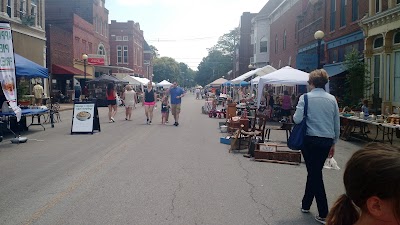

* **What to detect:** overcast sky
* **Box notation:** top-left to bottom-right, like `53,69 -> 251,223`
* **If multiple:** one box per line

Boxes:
106,0 -> 268,70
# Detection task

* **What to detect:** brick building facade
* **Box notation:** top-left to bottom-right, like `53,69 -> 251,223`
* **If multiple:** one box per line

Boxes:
269,0 -> 302,69
296,0 -> 326,72
234,12 -> 256,78
109,20 -> 145,77
46,0 -> 109,97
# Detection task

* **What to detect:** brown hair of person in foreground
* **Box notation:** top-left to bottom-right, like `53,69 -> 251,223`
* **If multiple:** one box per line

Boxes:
326,143 -> 400,225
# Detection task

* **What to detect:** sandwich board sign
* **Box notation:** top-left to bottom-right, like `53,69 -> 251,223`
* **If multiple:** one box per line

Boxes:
71,101 -> 100,134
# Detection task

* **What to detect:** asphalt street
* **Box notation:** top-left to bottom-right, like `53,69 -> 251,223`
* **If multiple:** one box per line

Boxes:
0,94 -> 364,225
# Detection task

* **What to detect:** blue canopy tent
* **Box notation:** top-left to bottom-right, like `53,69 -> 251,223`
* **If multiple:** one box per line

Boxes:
15,54 -> 48,78
222,81 -> 249,86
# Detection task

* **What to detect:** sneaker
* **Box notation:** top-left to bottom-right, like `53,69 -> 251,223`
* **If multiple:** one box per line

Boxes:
111,117 -> 115,122
315,216 -> 326,224
146,118 -> 149,124
301,203 -> 310,213
301,208 -> 310,213
149,121 -> 152,125
173,122 -> 177,126
109,120 -> 113,123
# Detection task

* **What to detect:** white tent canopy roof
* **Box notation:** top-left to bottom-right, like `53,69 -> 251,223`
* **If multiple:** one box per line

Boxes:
255,65 -> 277,76
250,65 -> 277,85
208,78 -> 228,87
123,76 -> 143,85
231,68 -> 262,84
157,80 -> 172,88
124,76 -> 155,86
258,66 -> 309,86
257,66 -> 309,106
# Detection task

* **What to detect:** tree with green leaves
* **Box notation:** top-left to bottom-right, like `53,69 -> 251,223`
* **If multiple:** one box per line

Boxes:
152,57 -> 180,83
210,27 -> 239,58
343,49 -> 371,108
195,50 -> 232,86
149,45 -> 159,58
195,28 -> 238,86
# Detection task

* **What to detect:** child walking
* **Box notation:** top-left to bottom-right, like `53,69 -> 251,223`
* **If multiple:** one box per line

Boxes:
161,96 -> 170,125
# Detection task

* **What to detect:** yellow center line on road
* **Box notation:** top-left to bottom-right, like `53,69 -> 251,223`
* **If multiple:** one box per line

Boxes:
23,125 -> 154,225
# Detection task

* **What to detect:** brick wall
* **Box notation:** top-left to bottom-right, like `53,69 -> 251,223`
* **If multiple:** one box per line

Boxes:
46,24 -> 74,70
73,15 -> 95,60
297,0 -> 326,48
269,0 -> 302,68
325,0 -> 368,42
238,12 -> 256,76
109,20 -> 144,76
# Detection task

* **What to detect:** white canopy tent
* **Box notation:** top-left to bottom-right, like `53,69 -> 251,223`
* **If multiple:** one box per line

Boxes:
123,76 -> 143,86
156,80 -> 172,88
255,65 -> 277,76
257,66 -> 309,107
231,68 -> 262,84
208,78 -> 228,87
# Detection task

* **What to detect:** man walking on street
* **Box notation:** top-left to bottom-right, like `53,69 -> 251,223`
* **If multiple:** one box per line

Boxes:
169,82 -> 184,126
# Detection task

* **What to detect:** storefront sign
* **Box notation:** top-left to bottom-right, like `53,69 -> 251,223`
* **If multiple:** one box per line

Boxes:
71,102 -> 100,134
87,55 -> 105,65
0,22 -> 21,121
296,53 -> 318,72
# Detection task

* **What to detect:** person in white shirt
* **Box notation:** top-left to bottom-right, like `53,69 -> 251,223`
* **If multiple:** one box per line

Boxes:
33,82 -> 44,105
122,85 -> 136,121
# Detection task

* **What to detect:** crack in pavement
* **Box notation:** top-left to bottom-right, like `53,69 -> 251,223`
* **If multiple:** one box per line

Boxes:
233,154 -> 274,225
167,179 -> 183,225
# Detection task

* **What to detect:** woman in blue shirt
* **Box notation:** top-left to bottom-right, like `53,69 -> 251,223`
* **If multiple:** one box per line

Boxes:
293,69 -> 340,224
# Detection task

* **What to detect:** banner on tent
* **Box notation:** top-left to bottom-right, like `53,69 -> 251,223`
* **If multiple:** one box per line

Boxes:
0,22 -> 21,122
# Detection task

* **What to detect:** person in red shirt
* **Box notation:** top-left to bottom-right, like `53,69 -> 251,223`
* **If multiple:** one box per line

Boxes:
106,82 -> 117,122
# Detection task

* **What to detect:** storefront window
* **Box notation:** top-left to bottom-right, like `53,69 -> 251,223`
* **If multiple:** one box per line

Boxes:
394,52 -> 400,102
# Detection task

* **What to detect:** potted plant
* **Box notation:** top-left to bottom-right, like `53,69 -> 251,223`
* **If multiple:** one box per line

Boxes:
17,82 -> 31,106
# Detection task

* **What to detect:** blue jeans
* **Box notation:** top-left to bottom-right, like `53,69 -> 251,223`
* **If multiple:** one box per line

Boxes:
301,136 -> 333,218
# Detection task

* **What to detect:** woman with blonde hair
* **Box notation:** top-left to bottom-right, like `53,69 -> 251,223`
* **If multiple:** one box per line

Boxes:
326,143 -> 400,225
294,69 -> 340,224
143,82 -> 157,124
122,85 -> 136,121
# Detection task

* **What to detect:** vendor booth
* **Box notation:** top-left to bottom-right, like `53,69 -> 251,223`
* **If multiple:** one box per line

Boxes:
156,80 -> 172,89
1,54 -> 49,134
257,66 -> 309,107
87,75 -> 128,107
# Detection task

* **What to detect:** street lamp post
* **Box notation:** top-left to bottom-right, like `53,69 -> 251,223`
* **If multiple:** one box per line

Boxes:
82,54 -> 88,87
314,30 -> 325,69
248,64 -> 256,71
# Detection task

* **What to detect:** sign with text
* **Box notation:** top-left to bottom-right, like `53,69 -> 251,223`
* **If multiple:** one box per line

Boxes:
87,55 -> 105,65
71,102 -> 99,133
296,53 -> 318,72
0,22 -> 21,121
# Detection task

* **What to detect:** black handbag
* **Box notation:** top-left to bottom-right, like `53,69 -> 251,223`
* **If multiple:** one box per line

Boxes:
287,94 -> 308,150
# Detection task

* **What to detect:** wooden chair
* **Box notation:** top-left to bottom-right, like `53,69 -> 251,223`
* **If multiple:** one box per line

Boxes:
241,113 -> 268,142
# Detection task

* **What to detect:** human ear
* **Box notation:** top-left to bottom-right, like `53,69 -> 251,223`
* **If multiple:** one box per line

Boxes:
366,196 -> 384,217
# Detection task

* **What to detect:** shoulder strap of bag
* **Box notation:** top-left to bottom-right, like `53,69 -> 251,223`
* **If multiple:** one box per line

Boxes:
304,94 -> 308,118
